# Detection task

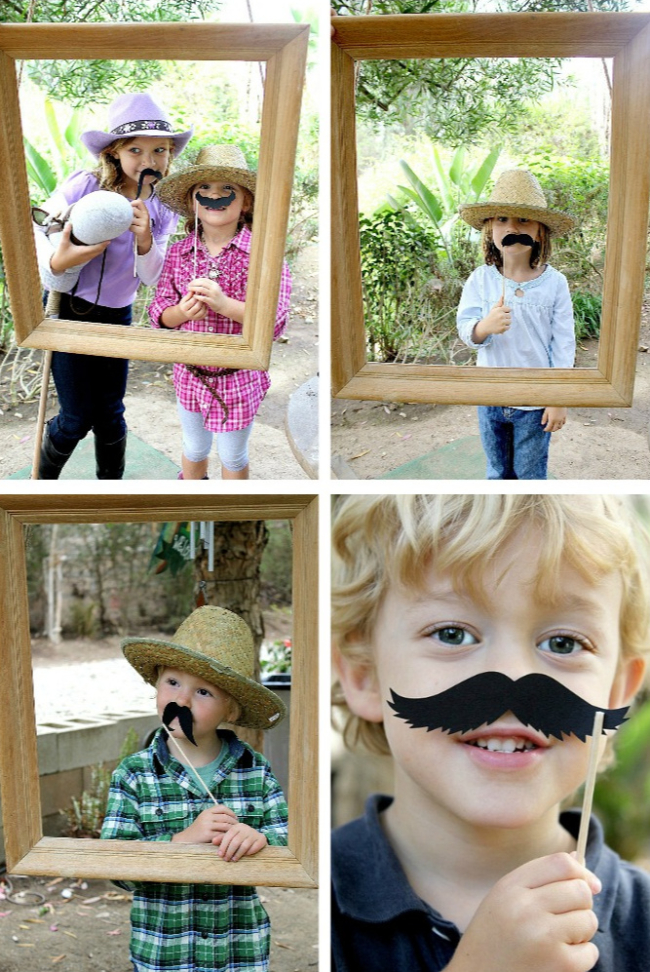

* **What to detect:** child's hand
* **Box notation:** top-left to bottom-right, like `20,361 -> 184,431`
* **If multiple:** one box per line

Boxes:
49,222 -> 110,273
171,804 -> 238,844
472,295 -> 512,343
178,291 -> 208,321
213,822 -> 268,862
130,200 -> 152,254
542,407 -> 567,432
447,853 -> 601,972
188,277 -> 228,315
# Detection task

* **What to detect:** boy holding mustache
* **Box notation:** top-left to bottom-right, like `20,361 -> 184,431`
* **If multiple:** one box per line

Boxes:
101,606 -> 287,972
332,495 -> 650,972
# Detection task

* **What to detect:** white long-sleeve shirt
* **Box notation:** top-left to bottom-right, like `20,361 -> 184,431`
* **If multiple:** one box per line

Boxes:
457,263 -> 576,369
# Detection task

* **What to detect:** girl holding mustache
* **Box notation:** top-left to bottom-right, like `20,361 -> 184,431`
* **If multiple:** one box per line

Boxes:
456,169 -> 576,480
149,145 -> 292,480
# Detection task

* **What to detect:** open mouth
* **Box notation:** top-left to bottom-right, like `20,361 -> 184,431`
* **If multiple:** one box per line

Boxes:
466,736 -> 538,753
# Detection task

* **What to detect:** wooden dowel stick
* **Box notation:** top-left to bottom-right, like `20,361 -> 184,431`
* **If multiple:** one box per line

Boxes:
165,728 -> 220,808
31,349 -> 52,480
575,709 -> 605,866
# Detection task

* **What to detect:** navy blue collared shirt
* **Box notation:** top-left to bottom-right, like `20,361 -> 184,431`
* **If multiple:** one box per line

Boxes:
332,795 -> 650,972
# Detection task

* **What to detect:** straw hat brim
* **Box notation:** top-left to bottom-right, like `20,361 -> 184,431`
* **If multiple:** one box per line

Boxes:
121,638 -> 286,731
459,202 -> 576,236
156,165 -> 257,216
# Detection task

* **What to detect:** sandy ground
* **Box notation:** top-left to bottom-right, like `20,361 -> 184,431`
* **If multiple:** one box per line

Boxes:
332,305 -> 650,481
0,876 -> 317,972
0,247 -> 318,481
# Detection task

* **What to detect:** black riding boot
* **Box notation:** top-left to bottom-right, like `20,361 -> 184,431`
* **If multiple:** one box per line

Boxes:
95,434 -> 127,479
38,422 -> 74,480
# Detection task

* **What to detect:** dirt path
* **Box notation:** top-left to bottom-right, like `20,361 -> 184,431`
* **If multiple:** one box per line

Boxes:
332,307 -> 650,481
0,246 -> 318,481
0,875 -> 317,972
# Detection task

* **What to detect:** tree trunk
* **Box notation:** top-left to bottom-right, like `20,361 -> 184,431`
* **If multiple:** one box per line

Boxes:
194,520 -> 269,751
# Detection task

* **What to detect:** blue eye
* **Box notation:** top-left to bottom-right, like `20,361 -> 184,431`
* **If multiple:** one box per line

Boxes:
431,627 -> 477,647
538,635 -> 584,656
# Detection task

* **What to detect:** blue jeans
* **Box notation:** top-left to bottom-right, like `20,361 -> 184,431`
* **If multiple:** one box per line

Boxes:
478,406 -> 550,480
47,293 -> 131,452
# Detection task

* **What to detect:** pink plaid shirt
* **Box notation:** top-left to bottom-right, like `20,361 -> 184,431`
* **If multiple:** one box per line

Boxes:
149,227 -> 291,431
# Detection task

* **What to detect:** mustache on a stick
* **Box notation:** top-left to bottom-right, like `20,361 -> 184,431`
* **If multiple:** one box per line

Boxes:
388,672 -> 629,742
162,701 -> 197,746
195,189 -> 236,211
502,233 -> 536,248
136,168 -> 163,201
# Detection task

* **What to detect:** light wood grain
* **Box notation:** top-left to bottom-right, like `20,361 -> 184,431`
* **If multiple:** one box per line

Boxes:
331,12 -> 650,406
247,30 -> 309,366
0,52 -> 44,343
331,39 -> 366,396
335,365 -> 631,408
331,12 -> 650,58
15,839 -> 316,888
0,23 -> 305,60
288,499 -> 318,882
0,511 -> 43,871
0,496 -> 318,889
0,23 -> 308,368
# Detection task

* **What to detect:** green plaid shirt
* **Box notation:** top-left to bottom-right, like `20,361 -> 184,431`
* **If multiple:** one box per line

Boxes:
101,728 -> 288,972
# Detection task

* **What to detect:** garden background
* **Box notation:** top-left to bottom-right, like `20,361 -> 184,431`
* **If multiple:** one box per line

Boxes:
331,0 -> 650,479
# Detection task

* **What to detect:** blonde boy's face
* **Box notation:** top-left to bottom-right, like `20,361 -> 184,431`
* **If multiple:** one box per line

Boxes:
156,668 -> 235,746
340,530 -> 645,832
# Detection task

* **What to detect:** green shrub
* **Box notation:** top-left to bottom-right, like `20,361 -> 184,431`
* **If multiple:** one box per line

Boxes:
572,290 -> 602,341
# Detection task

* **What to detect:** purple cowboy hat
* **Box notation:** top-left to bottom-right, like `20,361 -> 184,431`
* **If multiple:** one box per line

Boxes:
81,93 -> 193,158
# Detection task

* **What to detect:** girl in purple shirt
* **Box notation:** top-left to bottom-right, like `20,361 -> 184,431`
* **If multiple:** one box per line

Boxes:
34,92 -> 192,479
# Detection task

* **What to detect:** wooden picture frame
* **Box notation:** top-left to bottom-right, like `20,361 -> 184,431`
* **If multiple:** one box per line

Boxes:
0,22 -> 309,370
0,493 -> 318,888
332,12 -> 650,406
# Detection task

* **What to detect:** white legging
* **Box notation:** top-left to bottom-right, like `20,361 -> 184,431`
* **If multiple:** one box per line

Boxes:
177,402 -> 253,471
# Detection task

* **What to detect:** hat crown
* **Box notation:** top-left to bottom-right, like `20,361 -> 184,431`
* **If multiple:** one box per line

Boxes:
193,144 -> 252,175
106,92 -> 172,132
489,169 -> 548,210
170,606 -> 255,680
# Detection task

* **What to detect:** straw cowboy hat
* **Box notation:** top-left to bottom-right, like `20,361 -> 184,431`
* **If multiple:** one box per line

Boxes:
122,606 -> 286,731
459,169 -> 576,236
155,144 -> 257,217
81,92 -> 193,158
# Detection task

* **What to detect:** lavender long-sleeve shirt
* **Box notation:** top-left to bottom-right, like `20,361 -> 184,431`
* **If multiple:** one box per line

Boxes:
34,170 -> 178,308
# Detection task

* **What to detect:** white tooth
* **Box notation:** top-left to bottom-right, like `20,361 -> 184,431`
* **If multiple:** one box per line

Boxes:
486,738 -> 502,751
476,739 -> 488,748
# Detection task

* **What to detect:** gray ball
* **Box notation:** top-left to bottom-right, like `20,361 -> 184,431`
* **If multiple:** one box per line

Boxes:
68,190 -> 134,245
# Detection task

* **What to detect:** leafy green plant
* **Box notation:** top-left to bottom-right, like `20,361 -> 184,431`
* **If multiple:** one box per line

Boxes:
261,639 -> 292,676
572,290 -> 602,341
389,145 -> 501,260
593,696 -> 650,862
24,97 -> 87,202
60,728 -> 141,839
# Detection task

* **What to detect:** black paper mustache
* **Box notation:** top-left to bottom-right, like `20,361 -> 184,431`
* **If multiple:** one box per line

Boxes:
388,672 -> 629,742
502,233 -> 536,248
136,168 -> 163,200
162,701 -> 197,746
195,189 -> 236,211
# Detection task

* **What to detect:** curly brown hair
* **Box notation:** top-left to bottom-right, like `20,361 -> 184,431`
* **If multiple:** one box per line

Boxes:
482,218 -> 552,270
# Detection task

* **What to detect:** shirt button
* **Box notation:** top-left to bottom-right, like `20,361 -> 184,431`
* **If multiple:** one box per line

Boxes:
155,808 -> 163,816
247,804 -> 255,812
201,893 -> 209,901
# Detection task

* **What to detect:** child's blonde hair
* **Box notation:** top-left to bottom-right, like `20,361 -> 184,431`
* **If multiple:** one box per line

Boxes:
95,136 -> 175,193
482,218 -> 552,269
333,494 -> 650,755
